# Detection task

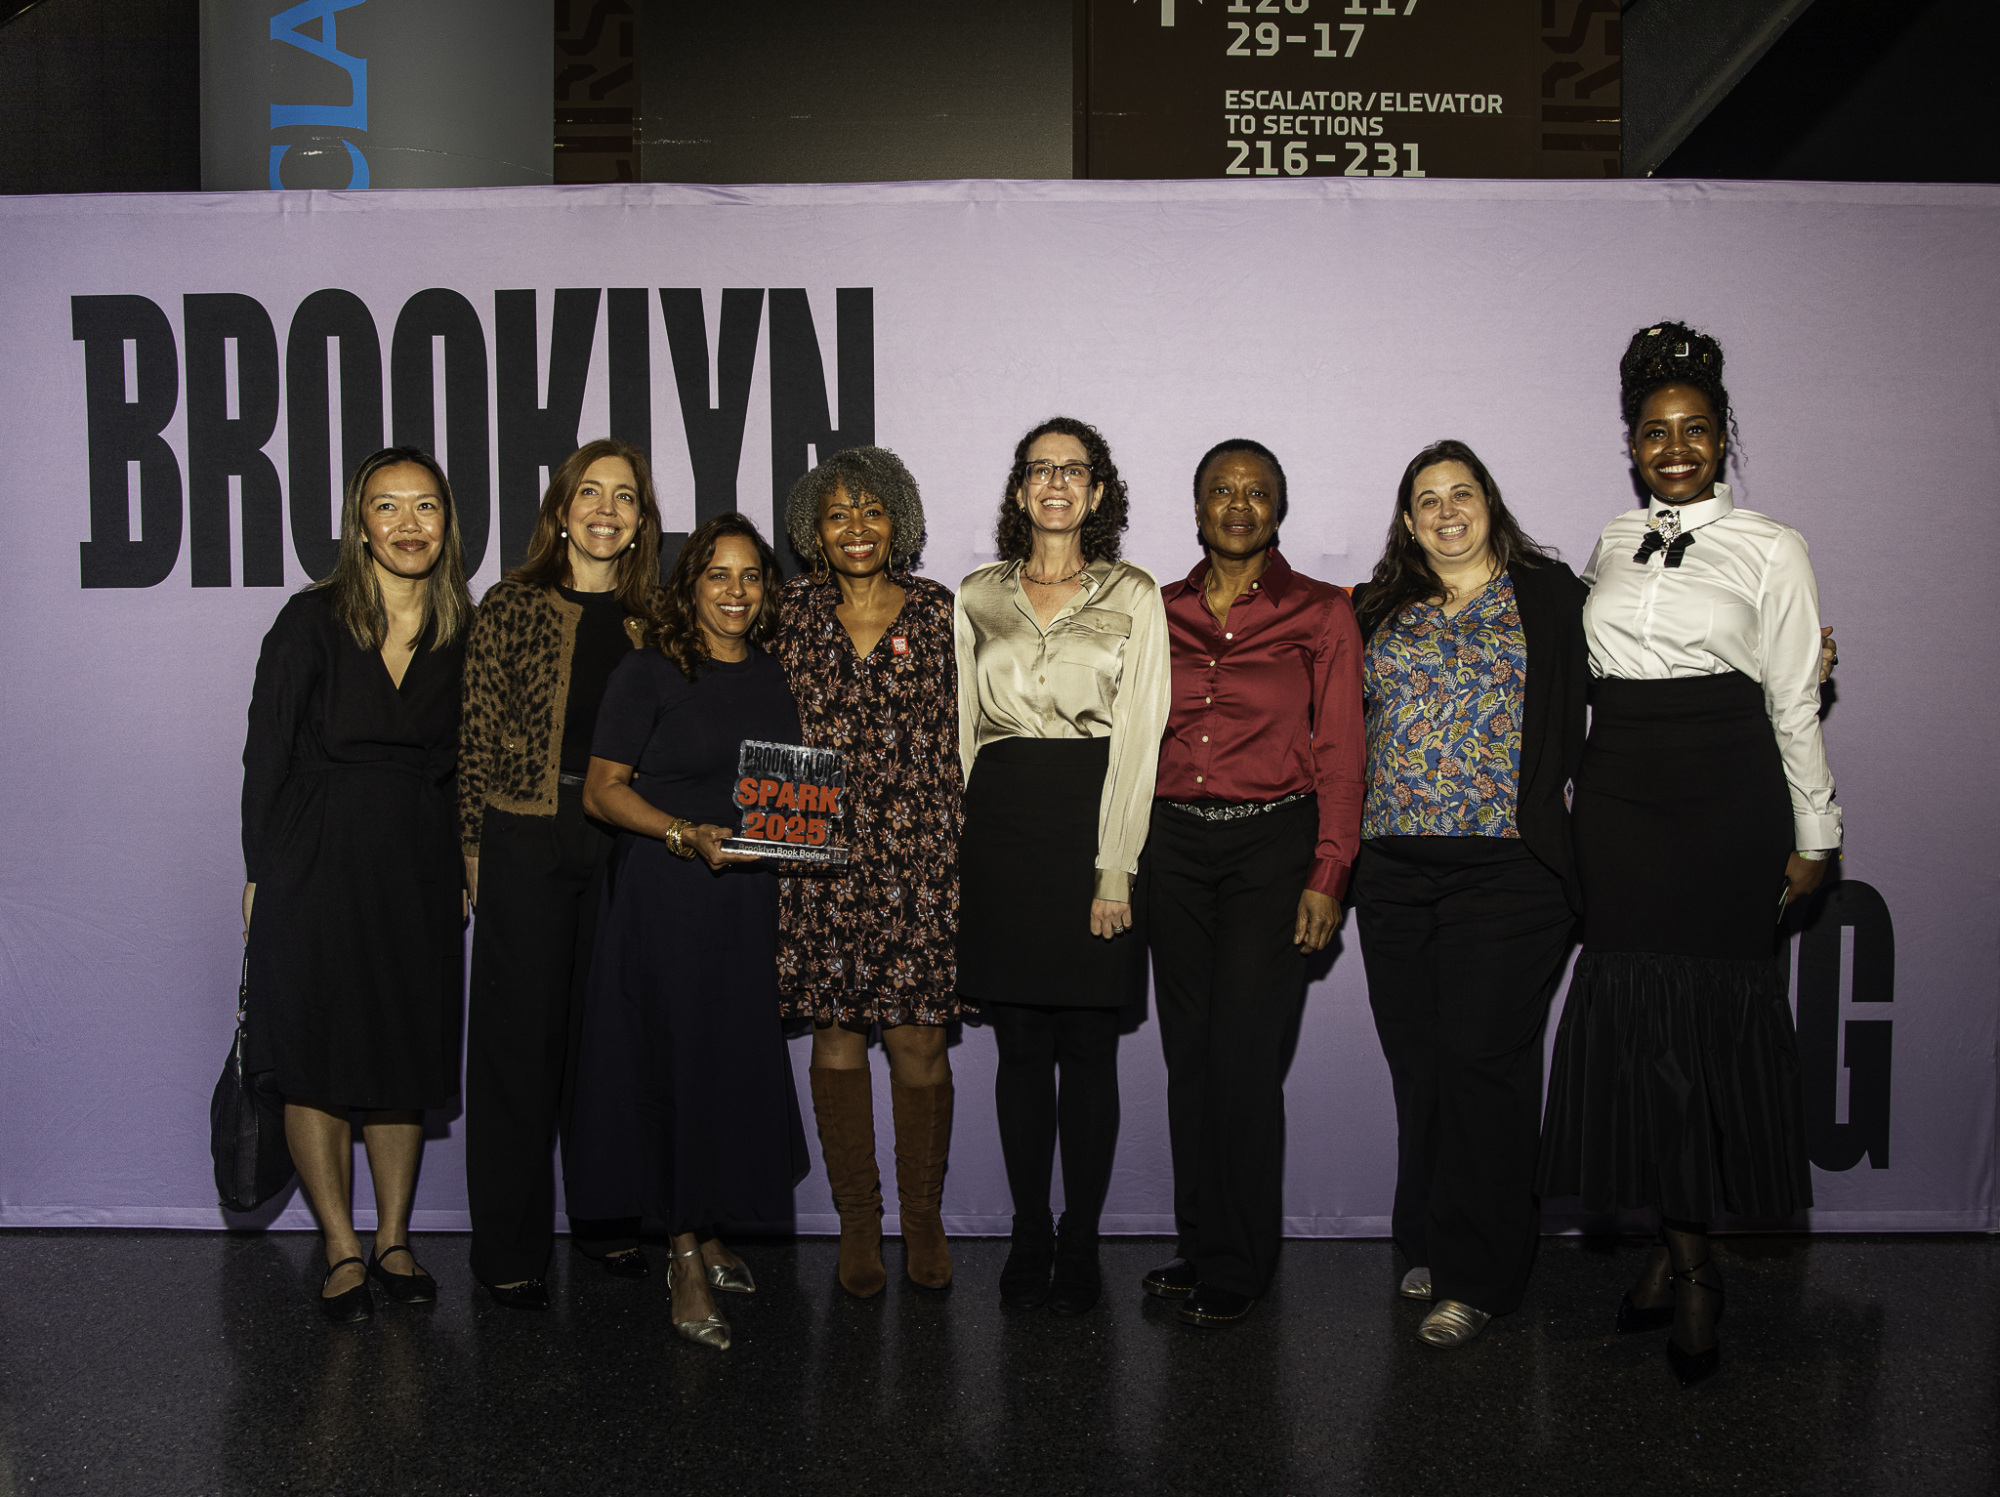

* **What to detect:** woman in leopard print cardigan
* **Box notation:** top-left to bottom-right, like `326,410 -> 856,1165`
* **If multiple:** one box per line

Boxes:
457,438 -> 664,1307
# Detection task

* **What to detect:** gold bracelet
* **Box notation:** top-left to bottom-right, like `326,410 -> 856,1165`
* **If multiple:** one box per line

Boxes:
666,819 -> 696,859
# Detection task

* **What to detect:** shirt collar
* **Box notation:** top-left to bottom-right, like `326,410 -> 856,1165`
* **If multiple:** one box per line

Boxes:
1007,557 -> 1103,630
1170,546 -> 1294,605
1648,482 -> 1734,535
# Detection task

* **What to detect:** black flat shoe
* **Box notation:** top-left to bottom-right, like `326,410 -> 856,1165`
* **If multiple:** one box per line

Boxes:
998,1214 -> 1055,1311
600,1247 -> 651,1280
1666,1338 -> 1720,1387
368,1245 -> 438,1305
575,1239 -> 652,1279
1616,1292 -> 1675,1334
1143,1257 -> 1198,1300
485,1278 -> 550,1310
1047,1221 -> 1101,1316
1178,1283 -> 1255,1327
319,1256 -> 373,1324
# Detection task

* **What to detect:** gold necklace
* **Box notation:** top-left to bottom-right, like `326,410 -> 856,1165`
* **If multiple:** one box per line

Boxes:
1023,562 -> 1089,586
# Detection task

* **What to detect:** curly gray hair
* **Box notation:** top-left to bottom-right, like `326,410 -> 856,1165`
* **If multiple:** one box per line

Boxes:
782,445 -> 927,574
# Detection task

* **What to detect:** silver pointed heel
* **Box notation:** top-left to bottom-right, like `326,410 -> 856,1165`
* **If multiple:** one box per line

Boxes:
1418,1299 -> 1492,1348
1398,1266 -> 1433,1301
705,1254 -> 756,1294
670,1246 -> 731,1350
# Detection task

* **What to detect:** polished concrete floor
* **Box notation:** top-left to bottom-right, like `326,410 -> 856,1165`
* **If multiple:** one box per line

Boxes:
1,1230 -> 1993,1496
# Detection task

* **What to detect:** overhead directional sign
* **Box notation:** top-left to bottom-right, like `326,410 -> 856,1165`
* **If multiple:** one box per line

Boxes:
1081,0 -> 1618,180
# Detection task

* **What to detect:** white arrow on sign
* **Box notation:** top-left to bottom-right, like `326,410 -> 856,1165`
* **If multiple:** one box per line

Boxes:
1144,0 -> 1202,27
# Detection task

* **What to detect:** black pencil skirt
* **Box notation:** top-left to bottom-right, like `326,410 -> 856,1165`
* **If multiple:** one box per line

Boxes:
1538,672 -> 1813,1221
957,736 -> 1147,1009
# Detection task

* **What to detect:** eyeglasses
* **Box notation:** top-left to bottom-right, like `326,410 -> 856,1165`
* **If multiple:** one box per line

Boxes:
1025,461 -> 1094,488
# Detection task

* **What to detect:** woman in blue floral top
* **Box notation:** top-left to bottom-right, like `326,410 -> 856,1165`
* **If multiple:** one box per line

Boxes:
1349,439 -> 1588,1351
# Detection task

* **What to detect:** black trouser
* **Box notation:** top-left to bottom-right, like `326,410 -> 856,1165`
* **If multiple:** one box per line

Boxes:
985,1002 -> 1122,1231
466,784 -> 637,1284
1145,797 -> 1316,1299
1352,835 -> 1575,1316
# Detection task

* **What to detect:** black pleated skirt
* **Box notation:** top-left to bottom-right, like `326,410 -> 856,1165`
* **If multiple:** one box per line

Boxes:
1538,673 -> 1813,1220
956,736 -> 1147,1009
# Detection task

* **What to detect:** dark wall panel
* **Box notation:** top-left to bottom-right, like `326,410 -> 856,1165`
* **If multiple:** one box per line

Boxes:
642,0 -> 1073,183
1660,0 -> 2000,183
7,0 -> 1993,196
0,0 -> 200,194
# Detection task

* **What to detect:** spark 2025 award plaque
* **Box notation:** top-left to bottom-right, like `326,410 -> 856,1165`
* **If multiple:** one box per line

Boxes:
723,740 -> 850,865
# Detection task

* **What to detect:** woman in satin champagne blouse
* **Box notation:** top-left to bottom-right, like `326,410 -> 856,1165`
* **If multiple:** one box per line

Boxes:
955,415 -> 1170,1316
1539,322 -> 1842,1387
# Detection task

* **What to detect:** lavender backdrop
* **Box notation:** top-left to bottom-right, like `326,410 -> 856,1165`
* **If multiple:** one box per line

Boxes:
1,179 -> 1993,1235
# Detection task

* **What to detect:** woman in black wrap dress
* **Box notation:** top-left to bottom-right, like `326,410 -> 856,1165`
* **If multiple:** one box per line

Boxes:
241,446 -> 473,1322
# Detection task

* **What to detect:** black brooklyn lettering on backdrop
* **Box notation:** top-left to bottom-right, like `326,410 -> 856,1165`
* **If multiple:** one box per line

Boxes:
288,288 -> 384,580
1793,880 -> 1894,1171
70,287 -> 875,587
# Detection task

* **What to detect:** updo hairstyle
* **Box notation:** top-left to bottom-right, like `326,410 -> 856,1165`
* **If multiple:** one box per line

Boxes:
1619,321 -> 1733,440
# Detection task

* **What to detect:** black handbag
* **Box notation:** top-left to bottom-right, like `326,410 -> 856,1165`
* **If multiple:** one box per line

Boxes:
210,951 -> 295,1212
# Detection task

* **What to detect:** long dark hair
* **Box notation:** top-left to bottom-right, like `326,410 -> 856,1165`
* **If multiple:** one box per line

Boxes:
316,445 -> 472,652
506,438 -> 663,616
1355,439 -> 1554,638
648,512 -> 784,679
993,416 -> 1130,564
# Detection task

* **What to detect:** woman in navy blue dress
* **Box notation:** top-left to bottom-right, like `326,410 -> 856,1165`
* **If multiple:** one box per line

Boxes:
569,514 -> 811,1351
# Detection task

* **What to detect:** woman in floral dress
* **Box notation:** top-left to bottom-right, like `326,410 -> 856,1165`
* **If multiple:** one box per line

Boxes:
774,446 -> 962,1298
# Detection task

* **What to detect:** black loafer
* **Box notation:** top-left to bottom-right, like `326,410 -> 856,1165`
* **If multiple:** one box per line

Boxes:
319,1256 -> 374,1324
1178,1283 -> 1255,1326
1143,1257 -> 1198,1300
598,1247 -> 650,1279
368,1245 -> 438,1305
484,1278 -> 550,1310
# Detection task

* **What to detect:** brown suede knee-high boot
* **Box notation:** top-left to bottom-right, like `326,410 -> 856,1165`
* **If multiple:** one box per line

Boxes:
891,1076 -> 955,1290
809,1066 -> 885,1298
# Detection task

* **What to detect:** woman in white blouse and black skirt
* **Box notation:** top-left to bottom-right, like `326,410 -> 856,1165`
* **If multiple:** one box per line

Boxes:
955,416 -> 1171,1315
1539,322 -> 1842,1386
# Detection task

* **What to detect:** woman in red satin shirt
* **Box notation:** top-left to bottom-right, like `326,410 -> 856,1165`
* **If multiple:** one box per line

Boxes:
1139,438 -> 1366,1328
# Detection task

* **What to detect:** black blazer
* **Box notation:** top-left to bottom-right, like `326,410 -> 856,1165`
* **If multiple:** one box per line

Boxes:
1353,560 -> 1589,912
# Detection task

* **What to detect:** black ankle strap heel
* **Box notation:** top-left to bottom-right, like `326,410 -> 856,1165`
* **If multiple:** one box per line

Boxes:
1664,1258 -> 1725,1387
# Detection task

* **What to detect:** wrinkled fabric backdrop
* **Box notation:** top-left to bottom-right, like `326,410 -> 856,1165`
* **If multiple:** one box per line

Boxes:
1,178 -> 1993,1235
